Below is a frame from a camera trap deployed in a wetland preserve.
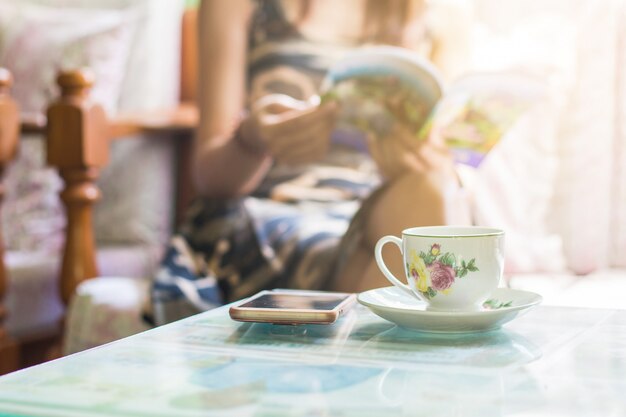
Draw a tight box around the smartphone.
[229,289,356,325]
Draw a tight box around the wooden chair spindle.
[47,69,109,305]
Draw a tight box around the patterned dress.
[151,0,384,325]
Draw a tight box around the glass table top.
[0,302,625,417]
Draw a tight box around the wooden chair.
[0,68,21,374]
[0,7,199,370]
[45,7,198,309]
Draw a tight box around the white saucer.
[357,287,542,333]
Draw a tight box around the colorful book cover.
[322,46,544,167]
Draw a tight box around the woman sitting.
[152,0,471,324]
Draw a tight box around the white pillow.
[116,0,184,111]
[13,0,185,111]
[0,3,136,114]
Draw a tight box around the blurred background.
[0,0,625,372]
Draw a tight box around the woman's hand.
[239,94,338,165]
[368,124,452,181]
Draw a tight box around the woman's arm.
[194,0,336,197]
[194,0,273,198]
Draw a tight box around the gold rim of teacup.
[402,225,504,238]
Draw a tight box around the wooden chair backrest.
[48,6,199,305]
[0,67,21,374]
[0,5,200,370]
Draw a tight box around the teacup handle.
[374,236,418,299]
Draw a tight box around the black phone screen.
[238,293,349,311]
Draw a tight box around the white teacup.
[375,226,504,311]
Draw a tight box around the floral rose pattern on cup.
[406,243,479,299]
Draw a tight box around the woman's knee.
[365,169,471,246]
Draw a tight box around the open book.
[321,46,545,168]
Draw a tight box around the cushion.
[15,0,185,112]
[94,137,176,247]
[1,135,64,253]
[3,251,63,339]
[2,135,177,252]
[96,243,165,279]
[13,0,185,247]
[115,0,184,111]
[88,0,183,246]
[0,2,136,252]
[0,2,136,115]
[0,0,183,251]
[63,277,150,355]
[4,244,163,339]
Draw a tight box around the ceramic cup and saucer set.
[358,226,542,333]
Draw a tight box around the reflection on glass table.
[0,303,624,417]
